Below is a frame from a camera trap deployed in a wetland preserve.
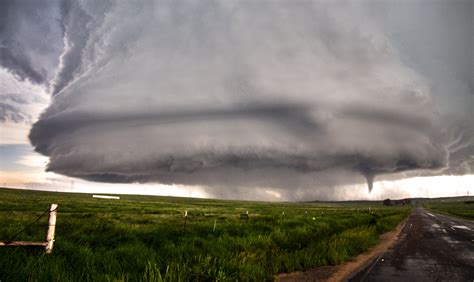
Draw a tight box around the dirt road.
[350,207,474,281]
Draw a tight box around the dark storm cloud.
[0,0,64,84]
[1,0,65,133]
[0,42,45,84]
[0,93,48,123]
[0,101,30,123]
[28,0,473,198]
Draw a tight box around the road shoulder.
[277,218,408,281]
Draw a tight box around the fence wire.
[6,206,57,243]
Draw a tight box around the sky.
[0,0,473,201]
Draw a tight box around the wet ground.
[350,207,474,281]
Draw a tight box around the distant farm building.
[383,198,411,206]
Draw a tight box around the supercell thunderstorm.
[5,0,470,198]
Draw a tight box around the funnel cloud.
[5,0,470,198]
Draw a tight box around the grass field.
[424,199,474,220]
[0,188,410,281]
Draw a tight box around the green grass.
[424,200,474,220]
[0,188,410,281]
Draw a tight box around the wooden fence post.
[45,204,58,254]
[183,210,188,231]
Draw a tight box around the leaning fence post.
[45,204,58,254]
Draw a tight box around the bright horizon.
[1,149,473,201]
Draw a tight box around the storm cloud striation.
[27,0,473,197]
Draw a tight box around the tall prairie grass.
[424,201,474,220]
[0,188,410,281]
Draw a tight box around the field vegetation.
[0,188,410,281]
[424,199,474,220]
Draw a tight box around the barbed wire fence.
[0,204,58,254]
